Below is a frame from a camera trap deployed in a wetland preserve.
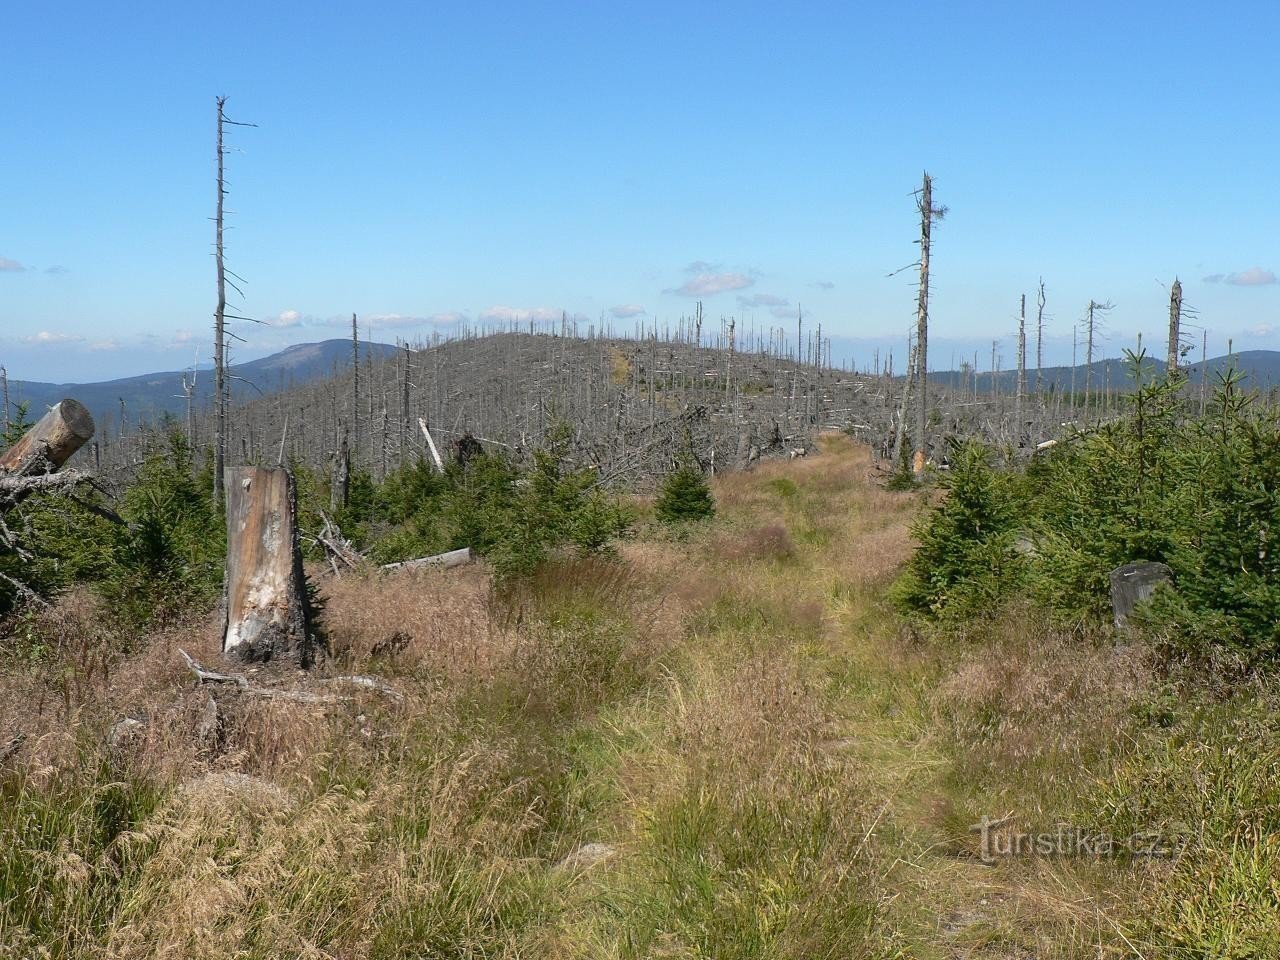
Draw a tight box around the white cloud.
[269,309,304,328]
[479,305,562,324]
[1246,323,1276,337]
[89,339,121,351]
[365,312,465,329]
[738,292,789,309]
[1228,267,1277,286]
[610,304,646,319]
[0,257,26,273]
[667,261,756,297]
[1204,267,1277,286]
[427,311,467,325]
[21,330,83,345]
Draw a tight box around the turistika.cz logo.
[970,815,1190,864]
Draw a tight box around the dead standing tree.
[223,466,313,666]
[1035,279,1046,395]
[212,96,256,503]
[1167,278,1183,376]
[1016,293,1027,441]
[912,171,946,479]
[1083,299,1113,413]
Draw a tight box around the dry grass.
[5,430,1260,958]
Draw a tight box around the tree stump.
[0,399,95,476]
[1109,561,1172,628]
[223,466,313,665]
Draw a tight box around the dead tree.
[213,96,229,503]
[351,313,360,467]
[1167,278,1183,376]
[211,97,255,503]
[1083,299,1113,413]
[1035,279,1046,395]
[330,433,350,511]
[913,171,946,479]
[1016,293,1027,438]
[223,466,313,665]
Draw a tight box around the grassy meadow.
[1,434,1275,958]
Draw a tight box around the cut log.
[1109,561,1172,628]
[380,547,473,572]
[223,467,314,665]
[0,399,95,477]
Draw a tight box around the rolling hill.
[5,340,399,427]
[930,349,1280,393]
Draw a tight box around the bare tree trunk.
[0,399,95,478]
[223,466,312,665]
[1016,293,1027,440]
[331,432,350,511]
[1167,278,1183,375]
[1035,279,1046,395]
[913,171,938,479]
[351,313,360,468]
[213,96,228,504]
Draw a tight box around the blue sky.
[3,0,1278,382]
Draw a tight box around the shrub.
[655,464,715,524]
[896,355,1280,654]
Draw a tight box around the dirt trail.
[686,433,1128,958]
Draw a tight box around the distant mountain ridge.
[930,350,1280,393]
[6,340,399,429]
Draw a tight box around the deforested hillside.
[222,331,893,487]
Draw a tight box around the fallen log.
[0,399,95,477]
[223,467,314,665]
[380,547,473,572]
[417,418,445,472]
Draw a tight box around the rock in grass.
[1109,561,1173,628]
[556,842,616,872]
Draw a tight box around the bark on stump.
[223,466,313,665]
[0,399,95,476]
[1109,561,1172,628]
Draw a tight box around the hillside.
[6,340,398,429]
[94,332,901,485]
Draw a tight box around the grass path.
[556,432,1134,958]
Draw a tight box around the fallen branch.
[178,650,402,705]
[324,675,405,702]
[381,547,472,572]
[0,469,93,503]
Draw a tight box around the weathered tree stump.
[1109,561,1172,628]
[0,399,95,477]
[223,466,313,665]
